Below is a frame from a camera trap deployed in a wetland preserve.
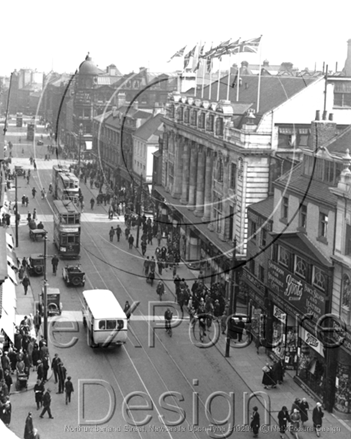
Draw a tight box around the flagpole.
[217,58,221,101]
[256,35,263,113]
[209,64,212,101]
[226,55,231,101]
[201,58,206,99]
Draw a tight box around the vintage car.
[27,254,44,276]
[36,139,44,146]
[40,287,62,316]
[14,165,25,176]
[29,228,47,241]
[62,264,85,287]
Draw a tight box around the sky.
[1,0,351,77]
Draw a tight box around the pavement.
[3,162,351,439]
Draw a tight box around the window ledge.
[280,217,288,225]
[296,226,307,234]
[316,236,328,245]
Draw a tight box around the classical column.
[207,151,216,231]
[187,142,198,210]
[180,140,190,204]
[171,134,183,199]
[202,149,213,223]
[194,146,205,217]
[219,158,230,241]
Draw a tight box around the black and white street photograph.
[0,1,351,439]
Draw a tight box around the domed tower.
[73,53,100,134]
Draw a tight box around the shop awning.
[0,278,17,343]
[6,233,14,251]
[0,230,8,280]
[6,265,18,285]
[7,248,18,270]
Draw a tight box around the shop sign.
[300,327,324,357]
[333,321,351,356]
[242,268,265,294]
[273,305,286,324]
[268,260,325,320]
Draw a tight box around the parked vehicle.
[40,287,62,316]
[27,254,44,276]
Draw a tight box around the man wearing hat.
[64,376,74,404]
[250,406,260,438]
[40,388,53,419]
[37,360,44,382]
[34,379,44,410]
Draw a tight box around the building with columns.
[153,73,342,288]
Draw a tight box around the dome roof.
[79,54,100,76]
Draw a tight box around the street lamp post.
[43,234,48,342]
[135,173,143,249]
[225,236,238,357]
[78,123,83,179]
[15,173,18,247]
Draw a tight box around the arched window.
[184,108,189,123]
[341,273,351,310]
[216,117,224,136]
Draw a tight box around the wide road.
[6,128,276,439]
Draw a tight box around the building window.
[334,92,351,108]
[346,224,351,255]
[176,106,183,122]
[281,196,289,221]
[199,113,205,129]
[250,221,257,242]
[216,117,224,136]
[278,246,290,268]
[250,259,255,275]
[184,108,189,123]
[230,163,236,190]
[190,110,197,126]
[206,114,214,132]
[217,159,224,182]
[319,212,328,240]
[259,265,265,282]
[341,274,351,310]
[261,228,267,247]
[213,192,222,234]
[312,266,327,291]
[294,255,307,279]
[299,205,307,229]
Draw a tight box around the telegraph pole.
[15,173,18,247]
[43,234,48,342]
[225,236,237,357]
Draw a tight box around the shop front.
[242,268,269,344]
[268,258,328,401]
[333,323,351,413]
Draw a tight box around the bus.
[52,200,81,258]
[82,290,128,348]
[56,172,79,203]
[27,122,35,140]
[16,112,23,127]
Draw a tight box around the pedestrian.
[236,316,245,342]
[4,369,12,395]
[156,280,165,301]
[290,408,301,439]
[32,208,37,220]
[40,388,54,419]
[275,359,284,384]
[51,255,59,275]
[278,406,291,439]
[144,256,150,276]
[34,311,41,336]
[22,195,26,206]
[312,402,324,437]
[156,230,162,246]
[128,234,134,249]
[116,225,121,242]
[32,187,36,198]
[141,240,147,256]
[42,355,49,382]
[24,412,35,439]
[64,376,74,404]
[51,354,59,384]
[57,361,67,394]
[125,226,130,240]
[90,198,95,210]
[109,226,115,242]
[34,379,44,410]
[250,406,260,438]
[25,196,29,207]
[33,160,37,171]
[36,360,44,382]
[262,363,275,389]
[22,275,30,295]
[291,398,302,414]
[81,200,84,212]
[37,221,44,230]
[157,259,163,275]
[300,397,309,427]
[148,268,155,286]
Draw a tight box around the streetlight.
[78,123,83,179]
[43,234,48,342]
[135,173,143,248]
[15,173,18,247]
[225,236,238,357]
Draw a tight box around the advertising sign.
[268,260,325,320]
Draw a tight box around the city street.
[3,127,264,439]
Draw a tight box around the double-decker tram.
[52,165,80,203]
[27,122,35,140]
[16,112,23,127]
[52,200,81,258]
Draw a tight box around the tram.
[52,165,79,203]
[52,200,81,258]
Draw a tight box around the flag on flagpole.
[167,45,187,62]
[193,43,205,72]
[231,36,261,54]
[184,45,196,69]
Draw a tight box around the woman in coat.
[277,406,291,438]
[290,408,301,439]
[299,397,309,426]
[312,403,324,437]
[262,363,275,389]
[250,406,260,438]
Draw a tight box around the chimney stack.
[117,92,126,108]
[309,110,337,150]
[112,106,118,118]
